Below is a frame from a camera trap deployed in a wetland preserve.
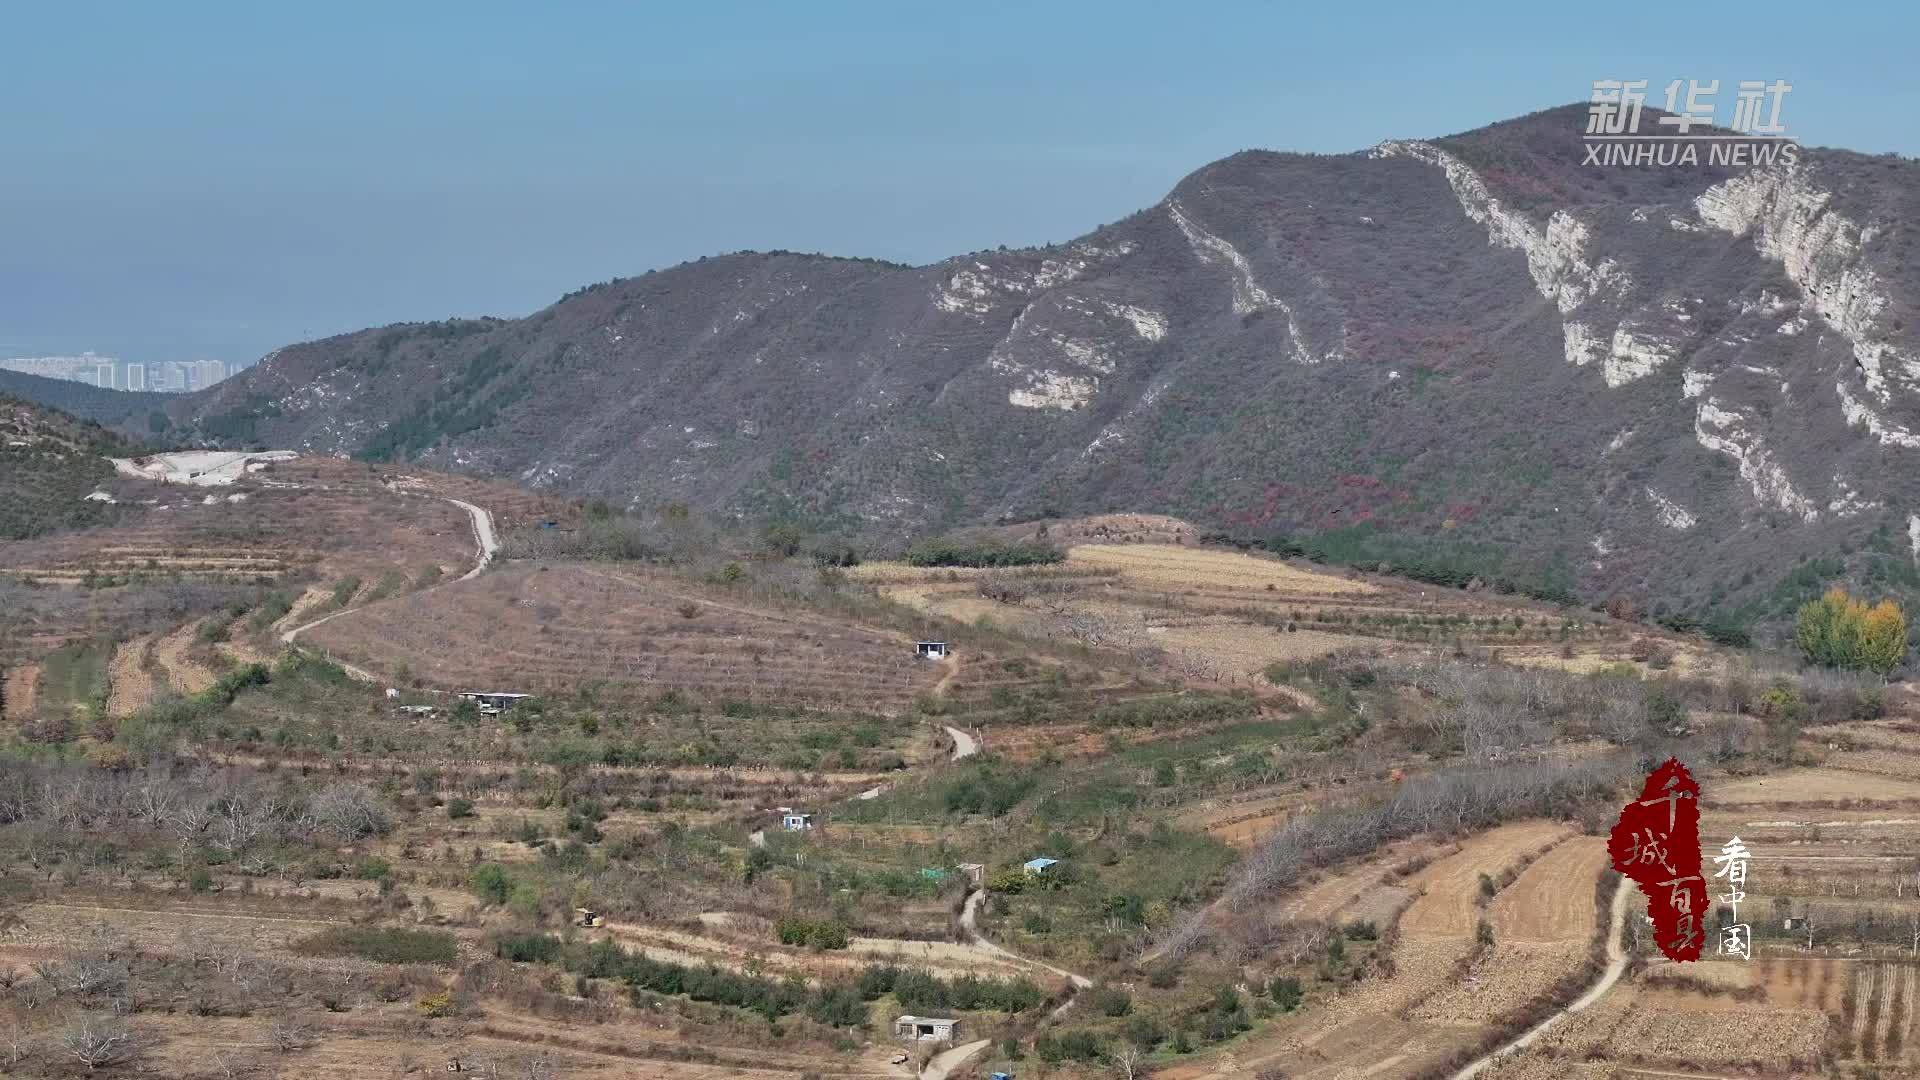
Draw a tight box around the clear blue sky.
[3,0,1914,366]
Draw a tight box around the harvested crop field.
[1277,839,1439,924]
[1490,836,1607,942]
[1065,543,1378,595]
[1143,619,1370,671]
[1398,820,1572,938]
[1532,981,1828,1072]
[1709,768,1920,806]
[1823,748,1920,782]
[153,620,217,695]
[302,562,943,710]
[1399,825,1591,1027]
[1168,822,1580,1080]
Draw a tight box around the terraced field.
[858,538,1651,691]
[302,562,946,709]
[1161,821,1583,1080]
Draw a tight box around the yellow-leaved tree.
[1859,598,1908,676]
[1795,587,1907,675]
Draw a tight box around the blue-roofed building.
[1022,857,1059,876]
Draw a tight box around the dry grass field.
[1064,543,1378,595]
[856,534,1654,698]
[1709,767,1920,806]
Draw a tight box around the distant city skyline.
[0,352,233,394]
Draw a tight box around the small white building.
[458,691,532,715]
[893,1015,958,1043]
[915,641,950,660]
[778,807,815,831]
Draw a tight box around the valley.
[1,430,1916,1078]
[2,75,1919,1079]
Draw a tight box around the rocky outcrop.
[1696,167,1920,442]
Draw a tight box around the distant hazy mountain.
[171,104,1920,635]
[0,369,174,430]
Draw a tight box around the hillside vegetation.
[0,395,142,540]
[167,105,1920,641]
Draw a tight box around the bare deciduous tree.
[1108,1044,1150,1079]
[268,1017,316,1052]
[302,783,389,844]
[59,1013,152,1070]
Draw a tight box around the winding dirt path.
[932,654,961,697]
[446,496,500,581]
[280,496,498,684]
[959,888,1091,1005]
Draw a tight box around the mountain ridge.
[135,103,1920,637]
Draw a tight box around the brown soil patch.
[105,634,156,717]
[1710,768,1920,806]
[303,562,942,710]
[0,662,39,720]
[1066,543,1377,595]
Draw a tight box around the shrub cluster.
[904,537,1065,568]
[491,934,1042,1023]
[861,964,1045,1013]
[775,916,851,950]
[295,927,457,966]
[1090,693,1258,730]
[943,767,1035,817]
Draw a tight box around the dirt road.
[945,725,980,760]
[1452,875,1632,1078]
[446,496,499,581]
[921,1039,990,1080]
[280,495,498,682]
[959,889,1091,993]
